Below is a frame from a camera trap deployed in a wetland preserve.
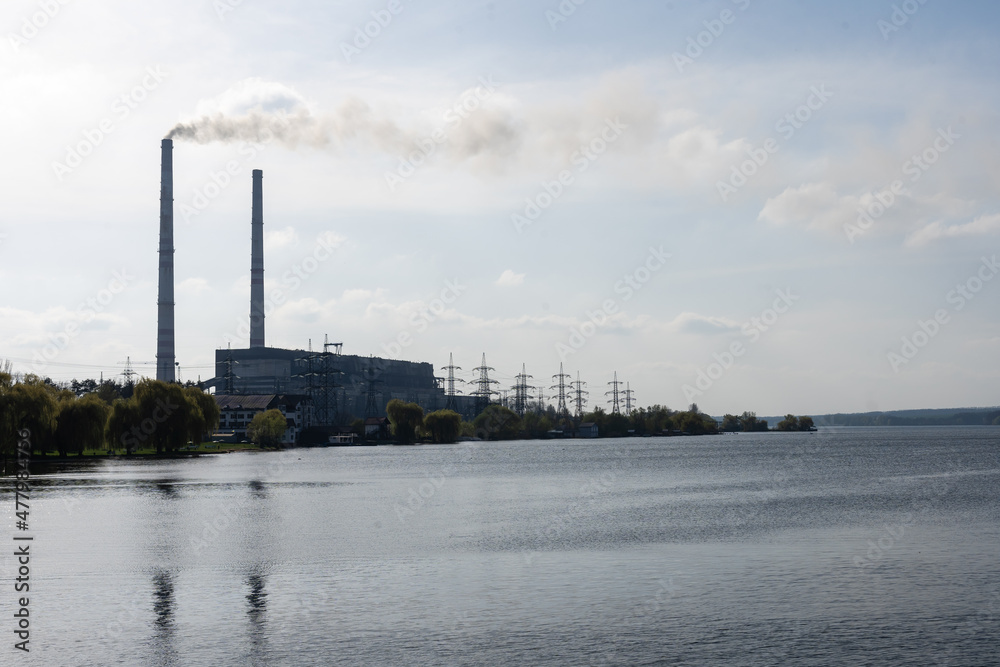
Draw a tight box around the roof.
[214,394,276,410]
[579,422,597,428]
[364,417,389,425]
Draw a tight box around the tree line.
[1,370,220,460]
[376,399,816,442]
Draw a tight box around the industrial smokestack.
[156,139,176,382]
[249,169,265,348]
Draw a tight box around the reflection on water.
[151,570,178,667]
[154,479,180,499]
[248,479,268,499]
[8,427,1000,666]
[246,572,268,665]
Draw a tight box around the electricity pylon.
[606,371,623,415]
[471,353,499,414]
[570,371,588,418]
[441,352,464,411]
[551,362,571,415]
[623,382,635,415]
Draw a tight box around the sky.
[1,0,999,416]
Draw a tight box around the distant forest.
[805,408,1000,427]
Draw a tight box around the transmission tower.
[623,382,635,415]
[363,356,384,421]
[512,363,535,416]
[606,371,623,415]
[120,356,138,388]
[535,386,548,413]
[570,371,588,418]
[471,353,499,414]
[296,335,343,427]
[441,352,464,411]
[551,363,571,415]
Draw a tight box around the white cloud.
[265,226,299,250]
[178,277,210,295]
[193,78,309,118]
[666,312,741,336]
[905,213,1000,247]
[758,182,858,231]
[495,269,525,287]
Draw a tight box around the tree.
[96,380,123,405]
[776,414,800,431]
[423,410,462,443]
[247,409,288,448]
[472,405,521,441]
[777,415,815,432]
[739,411,768,432]
[129,380,194,453]
[721,414,741,432]
[107,398,142,454]
[604,412,630,438]
[673,410,718,435]
[2,378,59,456]
[386,399,425,444]
[55,393,110,455]
[183,387,220,445]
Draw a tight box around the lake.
[3,426,998,665]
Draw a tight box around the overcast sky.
[2,0,999,416]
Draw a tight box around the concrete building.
[212,347,479,423]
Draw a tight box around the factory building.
[212,346,477,423]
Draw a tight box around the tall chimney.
[156,139,176,382]
[249,169,265,348]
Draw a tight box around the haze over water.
[4,427,998,665]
